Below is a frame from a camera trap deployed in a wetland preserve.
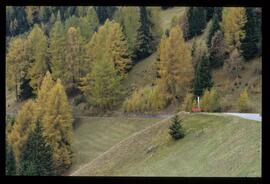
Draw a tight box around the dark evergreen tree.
[254,8,261,56]
[161,6,173,10]
[19,76,35,101]
[207,14,220,47]
[6,143,17,176]
[193,53,213,97]
[6,6,29,36]
[94,6,117,24]
[205,7,215,22]
[213,7,223,21]
[241,8,259,61]
[18,120,54,176]
[187,7,207,40]
[169,115,185,140]
[136,7,153,60]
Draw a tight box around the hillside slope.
[122,7,261,113]
[65,116,163,175]
[72,113,261,176]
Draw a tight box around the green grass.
[65,116,163,175]
[123,52,157,92]
[72,113,261,176]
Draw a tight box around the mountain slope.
[72,113,261,176]
[65,116,163,175]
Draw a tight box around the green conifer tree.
[241,8,259,60]
[193,53,213,97]
[169,115,185,140]
[18,76,34,101]
[187,7,207,40]
[136,7,153,59]
[207,14,220,47]
[18,120,54,176]
[6,143,17,176]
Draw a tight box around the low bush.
[238,89,251,112]
[73,94,87,106]
[201,88,220,112]
[123,84,169,113]
[181,93,194,112]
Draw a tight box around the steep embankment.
[72,113,261,176]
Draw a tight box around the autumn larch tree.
[36,71,55,118]
[79,7,99,42]
[26,6,40,26]
[8,100,38,164]
[6,37,28,102]
[80,55,123,111]
[221,7,247,53]
[64,26,83,94]
[158,25,194,103]
[85,19,131,78]
[221,8,247,78]
[48,12,66,82]
[42,79,73,174]
[238,88,251,112]
[114,7,141,60]
[25,24,49,94]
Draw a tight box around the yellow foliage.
[201,89,210,112]
[123,82,168,112]
[36,71,55,117]
[158,25,194,100]
[86,20,131,78]
[8,73,74,174]
[181,93,194,112]
[238,88,250,112]
[42,79,74,173]
[201,88,220,112]
[6,37,27,99]
[221,7,247,52]
[8,100,38,163]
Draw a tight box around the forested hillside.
[6,6,261,176]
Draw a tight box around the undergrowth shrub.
[238,88,251,112]
[123,84,168,112]
[181,92,194,112]
[73,94,87,106]
[201,88,220,112]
